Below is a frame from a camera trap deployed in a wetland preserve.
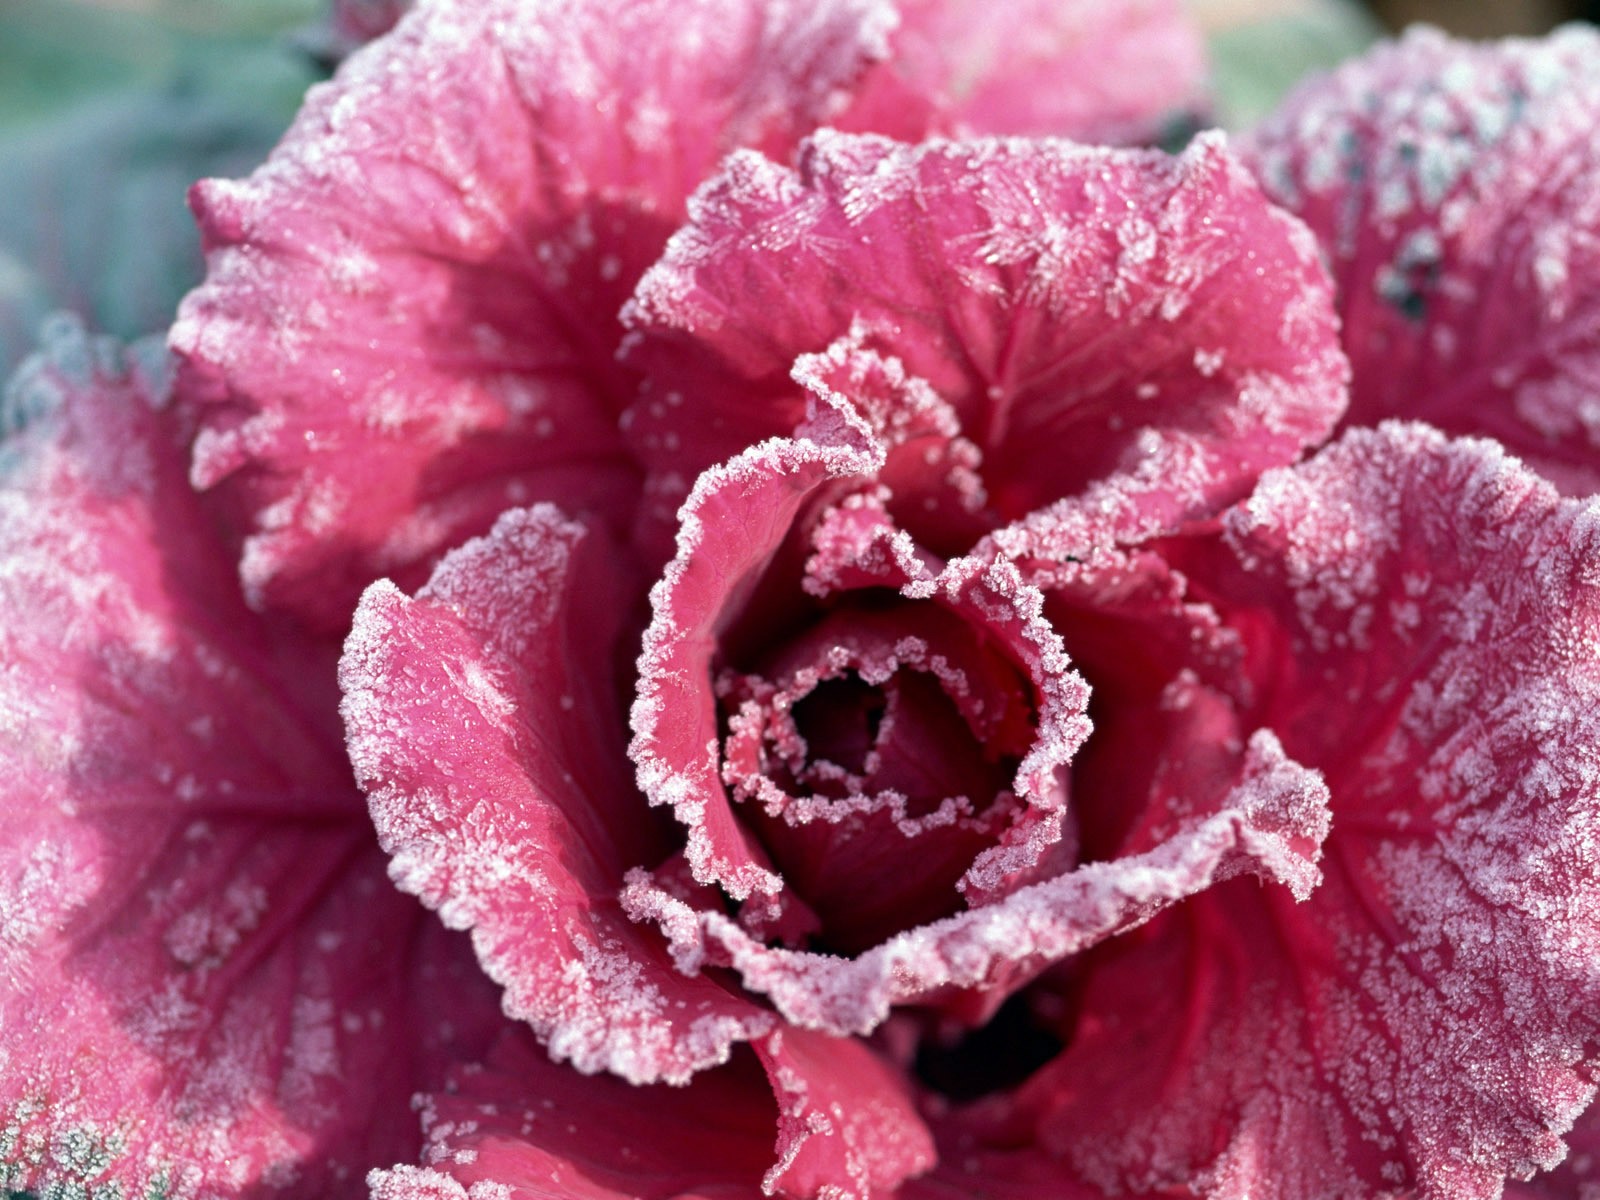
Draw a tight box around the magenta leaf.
[0,320,506,1200]
[367,1030,780,1200]
[1507,1105,1600,1198]
[758,1026,935,1199]
[629,433,887,906]
[622,441,1329,1035]
[622,131,1347,556]
[1244,25,1600,494]
[369,1024,934,1200]
[341,505,774,1085]
[836,0,1207,143]
[169,0,898,630]
[1016,424,1600,1197]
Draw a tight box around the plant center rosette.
[338,132,1371,1196]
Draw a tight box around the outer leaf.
[169,0,898,630]
[308,0,1208,143]
[622,131,1346,557]
[0,320,505,1200]
[341,505,775,1086]
[368,1026,934,1200]
[1244,25,1600,494]
[1022,425,1600,1198]
[835,0,1207,143]
[367,1030,776,1200]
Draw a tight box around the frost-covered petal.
[341,505,774,1085]
[627,449,1329,1036]
[315,0,1204,147]
[623,131,1346,552]
[718,596,1041,954]
[758,1027,934,1199]
[983,516,1252,863]
[1245,26,1600,494]
[371,1025,933,1200]
[799,505,1094,903]
[0,322,504,1200]
[171,0,898,629]
[1507,1104,1600,1197]
[630,434,885,902]
[1028,425,1600,1197]
[836,0,1207,144]
[627,728,1328,1038]
[368,1030,776,1200]
[791,329,992,554]
[631,444,1098,956]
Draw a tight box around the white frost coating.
[759,1040,934,1200]
[798,491,1092,853]
[1252,25,1593,237]
[627,729,1328,1036]
[625,128,1344,554]
[721,638,1003,836]
[792,324,990,521]
[1176,422,1600,1196]
[170,0,902,623]
[0,841,98,964]
[0,324,448,1200]
[342,504,775,1087]
[369,1163,513,1200]
[629,434,884,901]
[625,147,820,337]
[1243,25,1600,497]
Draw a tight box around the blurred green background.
[0,0,323,372]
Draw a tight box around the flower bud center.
[790,673,887,782]
[718,611,1036,956]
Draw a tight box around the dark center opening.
[790,673,886,777]
[912,990,1067,1102]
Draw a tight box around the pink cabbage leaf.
[1244,25,1600,494]
[0,320,508,1200]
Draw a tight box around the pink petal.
[719,602,1036,954]
[982,517,1253,863]
[1028,424,1600,1196]
[628,435,1099,965]
[318,0,1207,147]
[1244,26,1600,494]
[371,1025,934,1200]
[0,321,505,1200]
[626,728,1328,1038]
[795,498,1093,902]
[341,504,775,1085]
[623,131,1347,553]
[791,329,992,555]
[368,1030,777,1200]
[758,1026,934,1199]
[837,0,1208,144]
[625,427,1328,1035]
[170,0,898,629]
[629,435,885,904]
[1507,1104,1600,1197]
